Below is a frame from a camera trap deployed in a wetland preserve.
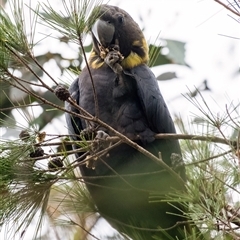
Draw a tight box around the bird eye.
[118,15,124,24]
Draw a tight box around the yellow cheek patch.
[121,39,149,69]
[89,51,105,69]
[90,59,105,69]
[121,51,147,69]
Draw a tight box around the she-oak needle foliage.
[0,0,240,240]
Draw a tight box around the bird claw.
[104,50,124,74]
[85,130,111,169]
[92,130,110,152]
[80,128,109,149]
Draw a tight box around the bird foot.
[80,128,110,150]
[92,130,110,152]
[85,130,111,169]
[104,49,124,74]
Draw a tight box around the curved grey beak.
[91,19,115,47]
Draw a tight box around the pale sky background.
[1,0,240,239]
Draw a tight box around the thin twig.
[185,149,232,166]
[200,166,240,194]
[77,32,99,119]
[155,133,233,145]
[31,54,59,86]
[214,0,240,17]
[3,75,43,87]
[4,43,54,93]
[0,103,44,111]
[225,104,240,128]
[69,219,101,240]
[4,73,94,123]
[37,133,236,147]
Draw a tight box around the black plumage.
[65,4,191,239]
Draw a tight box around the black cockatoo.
[65,4,198,239]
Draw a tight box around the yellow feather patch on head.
[121,39,149,69]
[89,51,105,69]
[121,51,148,69]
